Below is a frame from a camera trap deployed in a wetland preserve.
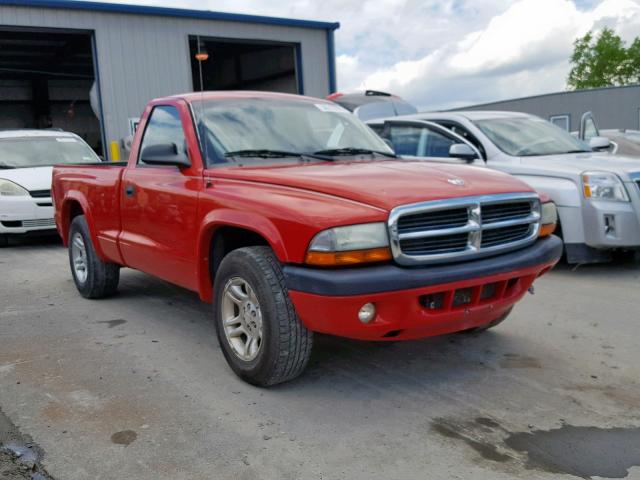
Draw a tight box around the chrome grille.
[397,207,468,233]
[389,193,541,265]
[481,223,531,248]
[21,218,56,228]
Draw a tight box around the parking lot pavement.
[1,240,639,480]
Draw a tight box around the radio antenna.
[195,36,209,166]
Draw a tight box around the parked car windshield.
[192,98,394,165]
[0,136,99,168]
[474,117,591,156]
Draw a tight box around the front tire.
[68,215,120,299]
[214,246,313,386]
[0,235,7,248]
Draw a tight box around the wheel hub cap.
[71,232,88,284]
[221,277,263,362]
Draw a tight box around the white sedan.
[0,130,100,247]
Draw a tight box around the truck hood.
[0,166,53,192]
[517,152,640,180]
[211,160,534,210]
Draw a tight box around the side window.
[583,117,598,140]
[422,128,457,157]
[388,125,456,157]
[138,105,187,165]
[388,125,421,156]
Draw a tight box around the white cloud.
[353,0,640,109]
[91,0,640,109]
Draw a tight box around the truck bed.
[52,162,126,264]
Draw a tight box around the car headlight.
[582,171,629,202]
[305,222,391,266]
[0,179,29,196]
[539,202,557,237]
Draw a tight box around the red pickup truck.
[53,91,562,386]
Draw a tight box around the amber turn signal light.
[305,247,392,266]
[539,223,556,237]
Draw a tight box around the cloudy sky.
[101,0,640,109]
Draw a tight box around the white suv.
[0,130,100,246]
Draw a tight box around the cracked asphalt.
[1,238,639,479]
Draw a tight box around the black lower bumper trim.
[283,235,563,296]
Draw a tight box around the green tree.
[567,27,640,89]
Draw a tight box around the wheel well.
[69,201,83,221]
[209,226,269,281]
[64,200,84,242]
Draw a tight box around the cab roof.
[161,90,332,105]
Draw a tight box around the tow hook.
[528,285,535,295]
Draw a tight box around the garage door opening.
[0,27,103,155]
[189,36,301,94]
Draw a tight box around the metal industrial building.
[0,0,339,159]
[456,84,640,133]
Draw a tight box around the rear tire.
[68,215,120,299]
[214,246,313,387]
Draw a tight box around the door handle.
[125,184,136,197]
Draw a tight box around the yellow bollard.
[109,141,121,162]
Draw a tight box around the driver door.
[119,102,204,290]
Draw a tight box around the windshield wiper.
[224,149,331,161]
[312,147,397,158]
[0,165,15,169]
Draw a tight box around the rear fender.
[59,193,107,260]
[196,209,288,302]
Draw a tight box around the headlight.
[0,179,29,196]
[582,171,629,202]
[539,202,557,237]
[306,222,391,266]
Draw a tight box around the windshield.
[0,136,100,168]
[192,98,394,166]
[474,117,591,156]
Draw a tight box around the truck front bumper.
[284,235,562,341]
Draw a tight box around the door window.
[388,125,457,157]
[433,121,487,159]
[138,105,187,165]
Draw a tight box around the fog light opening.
[358,303,376,324]
[604,214,616,236]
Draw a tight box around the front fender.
[513,174,585,243]
[513,174,581,208]
[196,209,288,302]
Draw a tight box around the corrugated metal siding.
[458,85,640,132]
[0,4,331,148]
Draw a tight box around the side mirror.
[140,143,190,167]
[589,136,611,152]
[449,143,478,161]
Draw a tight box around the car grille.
[1,218,56,229]
[388,193,541,265]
